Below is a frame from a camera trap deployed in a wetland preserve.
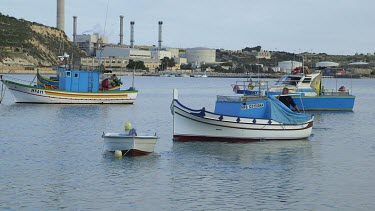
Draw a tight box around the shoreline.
[0,69,369,79]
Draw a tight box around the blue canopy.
[268,96,313,124]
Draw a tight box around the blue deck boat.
[231,71,355,111]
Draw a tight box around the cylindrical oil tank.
[186,47,216,64]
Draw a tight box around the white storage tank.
[315,61,339,68]
[186,47,216,64]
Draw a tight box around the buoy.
[124,122,132,132]
[114,150,122,158]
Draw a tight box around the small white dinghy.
[102,128,159,156]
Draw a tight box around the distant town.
[1,0,375,78]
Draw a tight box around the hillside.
[216,48,375,75]
[0,13,87,69]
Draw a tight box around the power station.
[55,0,216,73]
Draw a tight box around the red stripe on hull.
[121,149,151,156]
[173,135,306,142]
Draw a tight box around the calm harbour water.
[1,75,375,210]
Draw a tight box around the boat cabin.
[274,73,316,88]
[58,69,100,92]
[215,96,270,119]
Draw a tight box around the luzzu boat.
[171,89,314,142]
[0,68,137,104]
[231,71,355,111]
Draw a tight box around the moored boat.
[36,69,121,91]
[231,71,355,111]
[0,69,137,104]
[171,89,314,142]
[102,130,159,156]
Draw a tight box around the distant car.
[104,70,112,73]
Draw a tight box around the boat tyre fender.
[233,85,240,91]
[248,83,255,90]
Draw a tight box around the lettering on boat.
[31,89,45,94]
[241,103,264,110]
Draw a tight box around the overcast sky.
[2,0,375,55]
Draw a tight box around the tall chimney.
[119,15,124,45]
[158,21,163,50]
[57,0,65,31]
[73,16,77,43]
[130,21,135,48]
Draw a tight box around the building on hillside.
[255,51,271,59]
[75,33,108,56]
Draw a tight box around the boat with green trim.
[0,68,137,104]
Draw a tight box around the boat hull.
[292,95,355,111]
[172,100,313,142]
[102,133,158,155]
[2,79,137,104]
[236,90,355,111]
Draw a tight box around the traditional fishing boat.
[102,130,159,156]
[231,71,355,111]
[171,89,314,142]
[0,69,137,104]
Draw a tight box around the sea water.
[1,75,375,210]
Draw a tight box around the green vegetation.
[159,57,175,71]
[126,59,147,70]
[0,13,87,66]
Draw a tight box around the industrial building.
[186,47,216,65]
[75,34,108,56]
[96,46,151,60]
[150,50,172,60]
[80,57,161,73]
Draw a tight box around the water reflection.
[166,140,319,209]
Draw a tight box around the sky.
[2,0,375,55]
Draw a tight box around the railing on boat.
[217,95,267,103]
[231,80,270,96]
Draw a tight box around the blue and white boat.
[171,89,314,142]
[231,71,355,111]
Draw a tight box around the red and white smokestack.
[130,21,135,48]
[120,15,124,45]
[158,21,163,50]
